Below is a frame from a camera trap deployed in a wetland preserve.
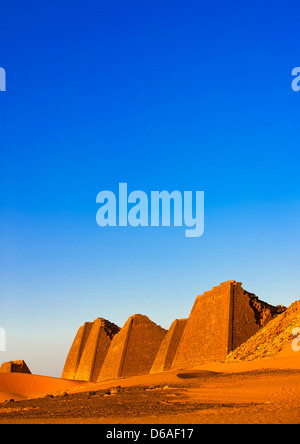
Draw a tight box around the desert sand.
[0,340,299,424]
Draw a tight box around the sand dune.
[0,373,86,403]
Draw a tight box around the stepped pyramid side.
[172,281,285,370]
[62,319,120,381]
[62,322,92,380]
[97,317,133,381]
[98,314,167,381]
[150,319,187,374]
[75,318,120,382]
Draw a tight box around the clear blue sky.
[0,0,299,377]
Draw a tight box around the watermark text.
[0,328,6,352]
[96,183,204,238]
[292,327,300,352]
[292,67,300,92]
[0,68,6,92]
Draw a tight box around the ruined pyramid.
[150,319,187,373]
[0,360,31,374]
[62,318,120,382]
[98,314,166,381]
[171,281,285,369]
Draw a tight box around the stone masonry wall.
[62,319,119,381]
[172,281,233,369]
[232,283,261,350]
[150,319,187,373]
[171,281,285,370]
[172,281,232,369]
[74,319,120,382]
[62,322,92,380]
[97,317,133,382]
[121,315,167,378]
[232,282,285,350]
[98,315,166,381]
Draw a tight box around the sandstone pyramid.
[226,300,300,362]
[172,281,285,369]
[0,360,31,374]
[150,319,187,373]
[98,314,166,381]
[62,318,120,382]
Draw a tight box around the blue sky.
[0,0,300,377]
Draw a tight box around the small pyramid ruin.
[62,318,120,382]
[98,314,166,381]
[150,319,187,373]
[0,360,31,374]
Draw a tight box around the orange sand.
[0,340,299,424]
[0,373,87,403]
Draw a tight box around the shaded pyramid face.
[62,318,120,382]
[98,314,167,382]
[171,281,285,370]
[150,319,187,374]
[226,300,300,362]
